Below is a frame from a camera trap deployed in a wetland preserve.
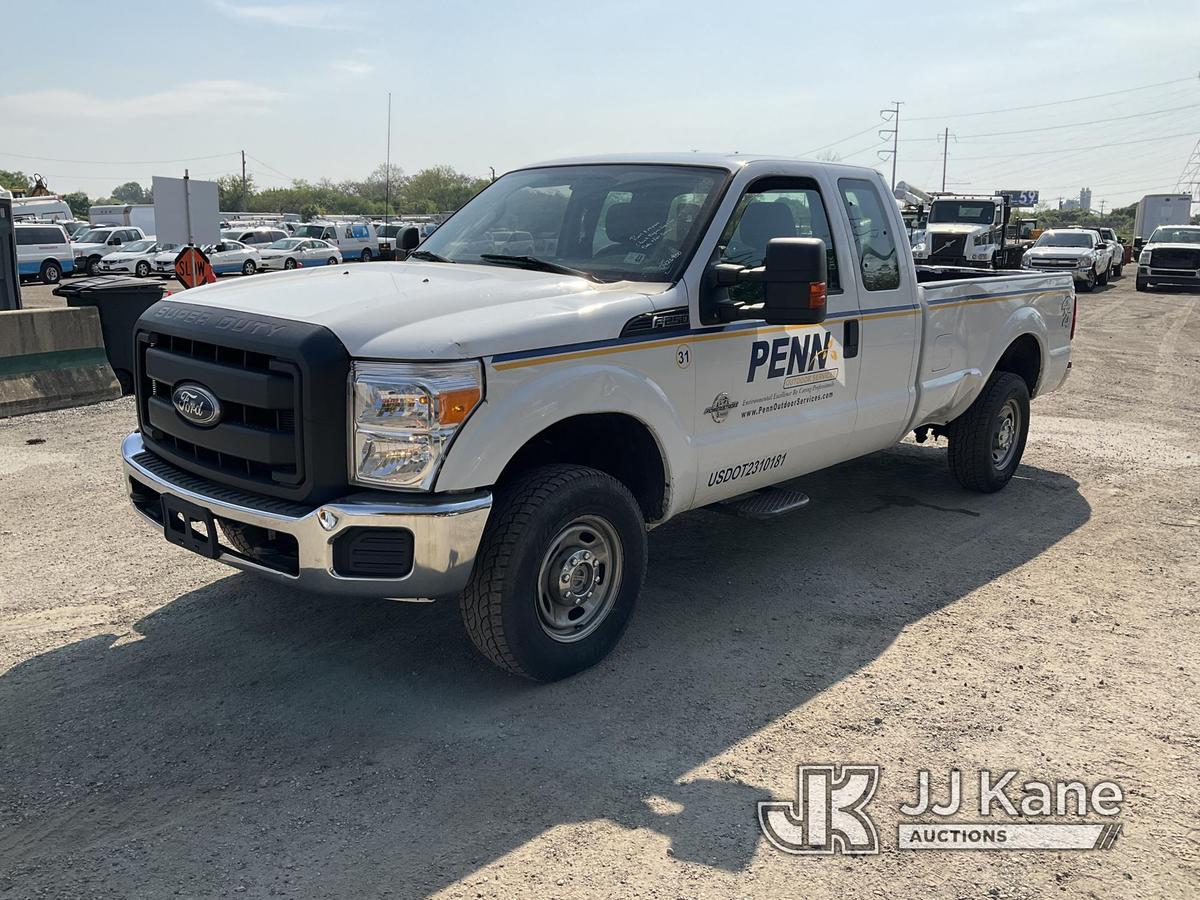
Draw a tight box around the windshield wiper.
[409,249,453,262]
[478,253,606,283]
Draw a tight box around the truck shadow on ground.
[0,443,1090,896]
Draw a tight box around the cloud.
[209,0,352,29]
[0,81,288,120]
[330,59,374,78]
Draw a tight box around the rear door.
[834,176,921,454]
[691,173,864,505]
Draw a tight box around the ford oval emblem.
[172,383,222,427]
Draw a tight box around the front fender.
[434,361,697,518]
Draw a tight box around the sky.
[2,0,1198,211]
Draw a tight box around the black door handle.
[844,319,860,359]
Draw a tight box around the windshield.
[123,239,157,253]
[295,224,326,238]
[268,238,304,250]
[418,164,727,283]
[1034,232,1094,248]
[928,201,997,225]
[1148,226,1200,244]
[76,229,113,243]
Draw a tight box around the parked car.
[99,238,179,277]
[120,153,1075,680]
[221,226,289,247]
[1135,224,1200,292]
[257,238,343,271]
[1066,225,1125,278]
[71,226,147,276]
[1021,228,1112,291]
[14,222,74,284]
[152,240,261,278]
[292,220,379,261]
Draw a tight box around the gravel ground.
[1,275,1197,899]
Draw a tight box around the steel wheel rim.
[992,398,1021,469]
[535,514,623,643]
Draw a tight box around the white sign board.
[152,175,220,246]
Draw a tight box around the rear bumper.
[121,432,492,600]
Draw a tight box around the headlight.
[351,361,483,489]
[1021,253,1031,268]
[912,241,927,256]
[1138,250,1151,263]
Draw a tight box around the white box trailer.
[89,204,156,234]
[1133,194,1191,252]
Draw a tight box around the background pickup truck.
[121,154,1074,680]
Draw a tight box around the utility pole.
[878,101,903,192]
[941,127,949,192]
[240,150,247,212]
[384,92,392,224]
[1099,199,1106,220]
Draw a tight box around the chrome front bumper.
[121,432,492,600]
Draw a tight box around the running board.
[716,486,811,519]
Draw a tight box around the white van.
[293,221,379,261]
[15,222,74,284]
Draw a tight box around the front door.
[692,176,863,506]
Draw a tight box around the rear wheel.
[242,259,257,276]
[460,464,647,681]
[135,260,150,277]
[39,260,62,284]
[327,257,338,266]
[946,372,1030,493]
[360,248,373,262]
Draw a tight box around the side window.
[716,178,841,307]
[837,178,901,291]
[15,229,36,246]
[351,224,368,239]
[344,226,355,239]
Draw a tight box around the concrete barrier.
[0,307,122,417]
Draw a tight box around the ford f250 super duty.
[121,155,1074,680]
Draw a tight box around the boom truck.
[912,191,1037,270]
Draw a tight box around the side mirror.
[761,238,828,325]
[399,228,421,252]
[110,237,122,245]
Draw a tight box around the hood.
[105,251,144,262]
[925,223,987,236]
[1143,241,1200,253]
[72,242,106,253]
[258,248,304,257]
[1026,245,1092,259]
[164,260,661,359]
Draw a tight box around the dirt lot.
[1,275,1197,899]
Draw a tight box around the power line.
[903,129,1200,163]
[801,123,884,157]
[953,102,1200,140]
[0,150,239,165]
[245,154,297,182]
[906,73,1198,121]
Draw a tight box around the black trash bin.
[53,276,166,394]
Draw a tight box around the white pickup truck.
[120,154,1074,680]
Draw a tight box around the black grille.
[134,300,352,504]
[928,234,967,261]
[1150,248,1200,269]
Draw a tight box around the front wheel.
[460,464,647,681]
[86,256,102,276]
[283,257,297,270]
[946,372,1031,493]
[1079,267,1096,292]
[135,261,150,278]
[1136,277,1150,292]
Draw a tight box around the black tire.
[460,464,647,681]
[1098,265,1108,286]
[86,256,102,276]
[135,260,150,278]
[946,372,1030,493]
[1078,267,1096,292]
[39,260,62,285]
[242,259,257,276]
[1136,277,1150,292]
[284,257,297,270]
[360,248,373,262]
[327,257,338,266]
[1112,260,1122,278]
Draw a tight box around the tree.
[112,181,150,204]
[0,169,31,193]
[216,173,255,211]
[816,150,842,163]
[64,192,91,217]
[400,166,489,214]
